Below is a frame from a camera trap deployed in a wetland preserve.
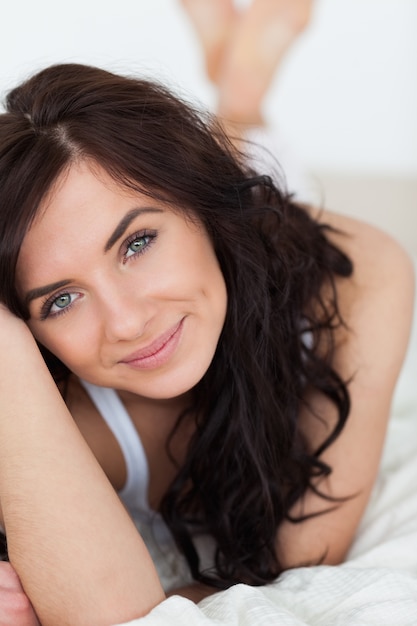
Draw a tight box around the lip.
[119,318,185,370]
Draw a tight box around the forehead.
[15,160,201,292]
[16,162,151,283]
[32,161,142,228]
[25,159,175,252]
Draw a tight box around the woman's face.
[16,161,227,400]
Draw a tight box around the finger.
[0,588,40,626]
[0,562,22,591]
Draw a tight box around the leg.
[180,0,236,83]
[181,0,314,128]
[181,1,316,203]
[217,0,314,126]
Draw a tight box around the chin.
[124,361,210,401]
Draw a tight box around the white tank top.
[80,380,150,515]
[80,380,197,590]
[79,380,176,544]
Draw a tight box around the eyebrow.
[24,279,73,307]
[24,206,163,306]
[104,207,163,252]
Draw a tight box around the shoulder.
[312,208,415,386]
[308,208,415,448]
[310,207,414,292]
[308,205,414,276]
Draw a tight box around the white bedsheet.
[119,263,417,626]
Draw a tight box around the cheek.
[179,236,224,292]
[28,319,98,368]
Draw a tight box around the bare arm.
[170,213,415,600]
[0,307,165,626]
[276,211,415,567]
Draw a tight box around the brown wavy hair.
[0,64,352,584]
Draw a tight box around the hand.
[0,562,40,626]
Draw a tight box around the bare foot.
[181,0,314,137]
[217,0,313,126]
[180,0,237,83]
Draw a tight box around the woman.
[0,59,413,625]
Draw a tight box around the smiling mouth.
[119,318,185,370]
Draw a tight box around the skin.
[17,160,228,508]
[0,159,230,624]
[0,563,39,626]
[18,161,227,402]
[0,306,165,626]
[179,0,415,574]
[0,0,414,620]
[181,0,314,126]
[0,162,414,625]
[277,207,415,567]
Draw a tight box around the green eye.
[128,237,147,254]
[54,293,72,309]
[124,232,156,260]
[40,290,80,320]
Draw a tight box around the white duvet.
[120,263,417,626]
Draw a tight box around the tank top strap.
[79,379,150,515]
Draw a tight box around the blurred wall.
[1,0,416,250]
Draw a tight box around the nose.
[99,280,151,344]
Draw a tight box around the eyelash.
[39,229,158,320]
[39,292,79,321]
[123,229,157,263]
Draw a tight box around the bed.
[118,258,417,626]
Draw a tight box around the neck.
[116,389,193,423]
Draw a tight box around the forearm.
[0,311,164,625]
